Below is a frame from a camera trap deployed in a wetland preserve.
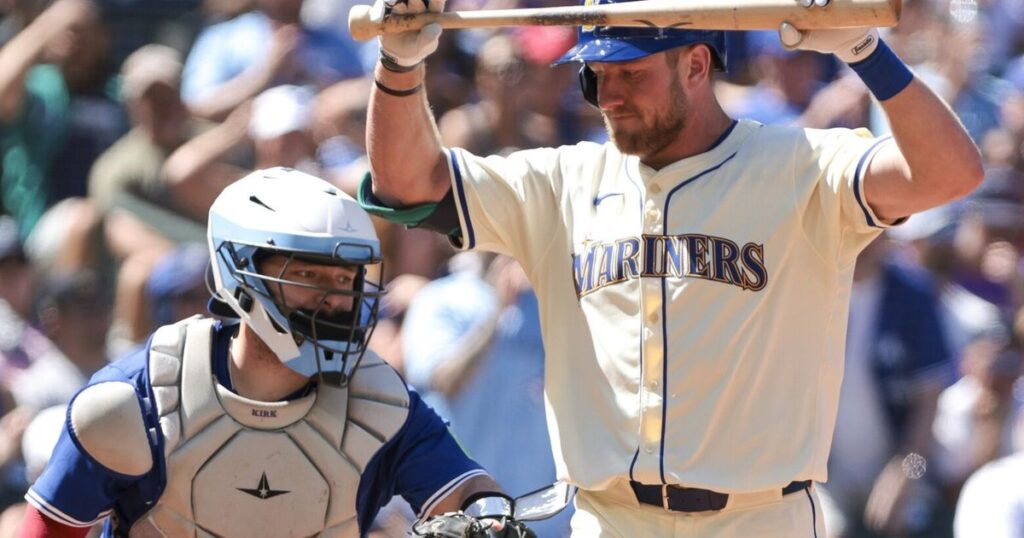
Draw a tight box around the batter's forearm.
[367,63,451,206]
[871,79,983,214]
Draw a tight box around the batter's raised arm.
[779,5,984,222]
[366,0,452,207]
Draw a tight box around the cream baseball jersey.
[442,119,896,492]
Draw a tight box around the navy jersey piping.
[448,149,476,249]
[708,120,738,152]
[804,488,819,538]
[657,151,738,483]
[624,159,644,483]
[852,136,892,228]
[623,123,736,483]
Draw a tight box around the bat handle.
[350,5,446,41]
[348,4,380,41]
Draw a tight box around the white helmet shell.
[208,167,382,373]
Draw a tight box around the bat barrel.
[348,0,901,42]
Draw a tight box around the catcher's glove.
[411,513,537,538]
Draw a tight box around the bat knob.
[348,4,379,42]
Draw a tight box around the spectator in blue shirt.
[180,0,365,121]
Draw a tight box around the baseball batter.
[360,0,984,534]
[20,169,534,538]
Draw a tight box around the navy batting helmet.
[554,0,727,106]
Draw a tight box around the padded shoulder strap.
[69,381,153,476]
[349,353,410,409]
[341,352,411,471]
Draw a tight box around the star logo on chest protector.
[238,472,290,500]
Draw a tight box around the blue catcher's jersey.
[27,319,485,537]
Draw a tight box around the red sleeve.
[17,505,89,538]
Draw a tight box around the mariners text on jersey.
[572,233,767,297]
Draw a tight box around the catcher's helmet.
[208,167,384,384]
[554,0,727,107]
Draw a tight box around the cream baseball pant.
[570,479,826,537]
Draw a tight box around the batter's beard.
[605,81,688,158]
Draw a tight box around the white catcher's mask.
[207,167,384,384]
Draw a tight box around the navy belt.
[630,480,811,513]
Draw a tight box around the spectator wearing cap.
[248,84,318,171]
[88,44,208,260]
[180,0,364,121]
[162,84,321,222]
[86,47,207,358]
[88,49,217,342]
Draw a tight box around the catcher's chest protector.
[130,319,410,538]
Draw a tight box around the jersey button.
[648,312,659,323]
[649,184,662,194]
[645,445,655,454]
[648,380,659,391]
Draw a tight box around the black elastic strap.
[374,79,423,97]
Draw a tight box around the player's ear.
[680,44,713,87]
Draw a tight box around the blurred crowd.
[0,0,1021,534]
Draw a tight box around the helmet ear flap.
[579,65,598,108]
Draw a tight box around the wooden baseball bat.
[348,0,900,42]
